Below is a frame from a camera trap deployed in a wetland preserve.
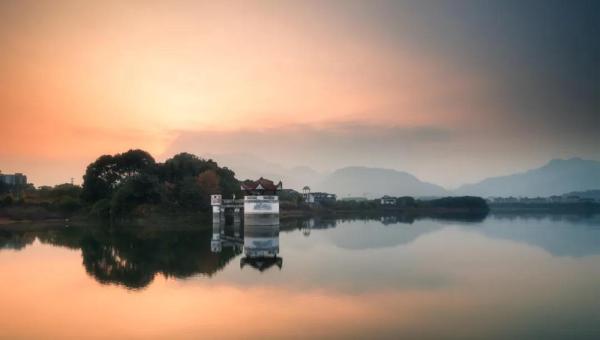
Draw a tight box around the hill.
[455,158,600,197]
[317,166,448,199]
[562,189,600,201]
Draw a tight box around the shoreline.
[3,203,598,231]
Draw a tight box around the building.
[0,173,27,186]
[240,177,282,196]
[241,178,282,222]
[302,186,336,204]
[310,192,336,203]
[380,195,396,205]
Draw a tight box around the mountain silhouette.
[454,158,600,197]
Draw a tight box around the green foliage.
[425,196,489,211]
[90,199,111,219]
[55,196,82,214]
[176,177,205,209]
[79,150,240,219]
[82,149,156,203]
[332,199,378,211]
[279,190,302,205]
[397,196,417,207]
[109,174,161,218]
[159,153,240,199]
[1,195,13,207]
[38,183,82,201]
[160,152,210,182]
[156,153,239,211]
[215,167,240,198]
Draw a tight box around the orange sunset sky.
[1,1,598,187]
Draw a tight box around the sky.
[1,0,598,188]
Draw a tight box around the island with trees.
[1,149,491,227]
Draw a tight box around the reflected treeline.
[4,210,594,289]
[490,212,600,226]
[0,225,241,289]
[280,211,490,235]
[0,229,36,250]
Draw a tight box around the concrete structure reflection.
[211,215,282,272]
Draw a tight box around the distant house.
[238,178,283,218]
[0,173,27,186]
[309,192,337,204]
[380,195,396,205]
[302,186,336,204]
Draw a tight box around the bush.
[176,177,205,209]
[1,196,13,207]
[56,196,82,214]
[90,199,111,219]
[110,174,161,218]
[397,196,416,207]
[426,196,489,211]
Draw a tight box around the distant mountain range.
[562,190,600,200]
[211,153,600,198]
[314,158,600,198]
[454,158,600,197]
[318,166,448,199]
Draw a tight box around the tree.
[82,149,156,203]
[80,150,242,217]
[55,196,82,214]
[160,153,240,199]
[109,173,161,218]
[197,170,220,195]
[215,166,240,198]
[176,177,204,209]
[160,153,212,182]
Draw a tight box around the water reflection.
[1,213,599,290]
[212,215,283,271]
[1,213,599,339]
[87,229,244,289]
[1,226,241,289]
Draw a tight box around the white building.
[380,195,396,205]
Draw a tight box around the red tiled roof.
[240,177,282,191]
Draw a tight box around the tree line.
[0,150,241,221]
[82,149,240,219]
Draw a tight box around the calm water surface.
[1,214,599,339]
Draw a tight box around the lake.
[1,213,599,339]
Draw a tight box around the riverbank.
[1,195,491,229]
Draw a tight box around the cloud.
[164,122,456,161]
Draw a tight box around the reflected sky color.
[1,215,599,339]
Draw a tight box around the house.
[380,195,396,205]
[0,173,27,186]
[302,186,336,204]
[309,192,337,204]
[240,177,282,196]
[240,177,282,219]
